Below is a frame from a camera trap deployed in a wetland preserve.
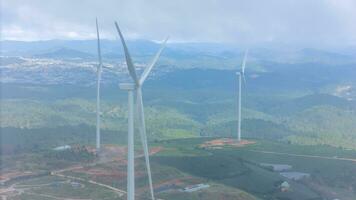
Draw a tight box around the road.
[1,147,162,199]
[24,191,92,200]
[248,149,356,162]
[51,172,126,197]
[49,147,162,198]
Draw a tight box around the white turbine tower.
[237,50,248,142]
[95,18,103,152]
[115,21,168,200]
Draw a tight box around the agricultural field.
[151,138,356,200]
[2,136,355,200]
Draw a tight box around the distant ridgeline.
[1,40,356,150]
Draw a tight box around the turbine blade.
[96,18,102,151]
[242,73,247,86]
[139,36,169,85]
[114,21,139,85]
[241,49,249,74]
[96,18,103,71]
[136,88,155,200]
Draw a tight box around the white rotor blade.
[241,49,248,85]
[242,49,248,74]
[95,18,102,151]
[96,18,103,71]
[136,88,155,200]
[242,73,247,85]
[114,21,139,85]
[139,36,169,85]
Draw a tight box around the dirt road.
[50,146,163,198]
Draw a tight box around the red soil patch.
[149,147,163,155]
[72,146,163,181]
[0,171,34,181]
[97,145,163,163]
[154,176,197,188]
[60,145,164,183]
[74,167,127,181]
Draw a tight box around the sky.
[1,0,356,47]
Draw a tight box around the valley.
[1,40,356,199]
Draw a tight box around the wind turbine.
[95,18,103,152]
[115,21,168,200]
[236,50,248,142]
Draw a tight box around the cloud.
[1,0,356,47]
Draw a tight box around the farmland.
[1,135,356,200]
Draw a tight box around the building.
[53,145,71,151]
[182,184,210,192]
[280,181,290,192]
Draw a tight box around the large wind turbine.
[115,21,168,200]
[236,50,248,142]
[95,18,103,152]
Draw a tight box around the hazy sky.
[1,0,356,47]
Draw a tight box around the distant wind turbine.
[115,21,168,200]
[95,18,103,152]
[236,50,248,142]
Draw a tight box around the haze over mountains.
[2,39,356,86]
[2,39,356,62]
[1,39,356,151]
